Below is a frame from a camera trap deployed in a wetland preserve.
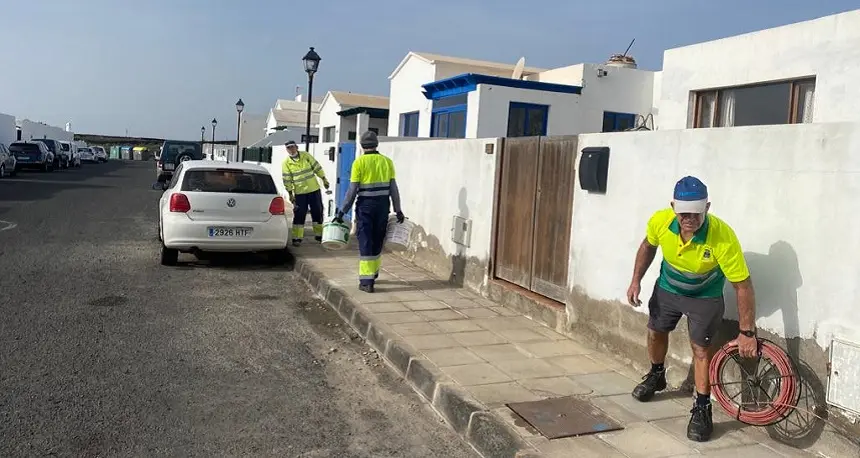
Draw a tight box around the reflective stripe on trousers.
[291,190,324,239]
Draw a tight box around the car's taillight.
[169,193,191,213]
[269,196,285,215]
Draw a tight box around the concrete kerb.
[294,257,532,458]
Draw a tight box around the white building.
[317,91,389,144]
[0,113,16,146]
[17,119,74,142]
[264,96,321,143]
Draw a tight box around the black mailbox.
[578,146,610,193]
[328,146,336,162]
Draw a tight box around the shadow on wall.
[448,187,468,287]
[696,241,832,449]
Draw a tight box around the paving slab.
[290,242,825,458]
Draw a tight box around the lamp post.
[211,118,217,161]
[235,98,244,163]
[200,126,206,158]
[302,46,321,153]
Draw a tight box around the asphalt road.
[0,161,475,458]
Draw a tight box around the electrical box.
[578,146,610,193]
[827,338,860,416]
[451,216,472,247]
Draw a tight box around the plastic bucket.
[321,221,350,250]
[385,215,414,251]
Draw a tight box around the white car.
[153,161,292,266]
[79,147,96,163]
[59,141,81,168]
[92,146,108,162]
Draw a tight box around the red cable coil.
[710,338,800,426]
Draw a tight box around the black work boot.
[359,284,374,293]
[292,239,302,247]
[687,402,714,442]
[632,369,667,402]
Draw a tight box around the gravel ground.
[0,161,476,458]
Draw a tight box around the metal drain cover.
[507,396,624,439]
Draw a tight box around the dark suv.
[156,140,203,183]
[32,139,69,169]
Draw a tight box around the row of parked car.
[0,140,108,177]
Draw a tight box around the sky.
[1,0,857,140]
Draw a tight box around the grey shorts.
[647,283,725,347]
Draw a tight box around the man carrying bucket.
[281,140,329,247]
[334,131,404,293]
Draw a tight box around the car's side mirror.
[151,182,167,191]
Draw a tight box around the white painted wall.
[659,9,860,130]
[388,57,435,138]
[471,84,582,138]
[570,123,860,351]
[317,96,343,143]
[0,113,16,146]
[18,120,73,142]
[385,138,499,279]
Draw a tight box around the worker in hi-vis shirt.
[281,140,329,246]
[335,131,405,293]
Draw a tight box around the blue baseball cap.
[673,176,708,213]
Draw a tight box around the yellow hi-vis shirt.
[350,152,396,200]
[282,151,325,195]
[645,208,750,298]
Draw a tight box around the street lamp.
[211,118,217,161]
[200,126,206,158]
[235,98,244,163]
[302,46,321,153]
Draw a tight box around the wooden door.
[529,136,578,302]
[493,137,539,289]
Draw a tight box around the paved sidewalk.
[291,242,814,457]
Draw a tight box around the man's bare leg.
[633,329,670,401]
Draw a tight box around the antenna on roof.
[511,57,526,80]
[622,38,635,57]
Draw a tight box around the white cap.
[673,199,708,214]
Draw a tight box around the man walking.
[281,140,329,246]
[334,131,404,293]
[626,176,758,442]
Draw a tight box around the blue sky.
[1,0,856,140]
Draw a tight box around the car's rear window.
[161,143,201,161]
[32,140,56,152]
[181,169,277,194]
[79,148,92,153]
[10,144,41,154]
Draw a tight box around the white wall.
[18,120,73,142]
[317,97,343,143]
[385,137,499,279]
[570,123,860,351]
[659,9,860,129]
[472,84,582,138]
[388,57,435,138]
[0,113,16,146]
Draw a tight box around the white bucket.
[321,221,350,250]
[385,215,414,251]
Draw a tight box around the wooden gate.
[493,135,578,303]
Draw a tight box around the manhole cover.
[507,396,623,439]
[89,295,128,307]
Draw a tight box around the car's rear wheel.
[160,245,178,266]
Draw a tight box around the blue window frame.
[602,111,636,132]
[431,94,467,138]
[506,102,549,137]
[400,111,419,137]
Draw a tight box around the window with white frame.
[399,112,419,137]
[693,78,815,128]
[322,126,335,142]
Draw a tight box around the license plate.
[208,227,252,237]
[163,163,175,170]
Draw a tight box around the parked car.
[59,141,81,168]
[92,146,108,163]
[9,141,54,172]
[152,161,291,266]
[79,147,97,163]
[0,143,17,177]
[156,140,203,183]
[32,138,68,169]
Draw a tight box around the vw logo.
[226,198,236,207]
[180,155,191,162]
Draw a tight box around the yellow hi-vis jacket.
[281,151,326,195]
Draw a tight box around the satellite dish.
[511,57,525,80]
